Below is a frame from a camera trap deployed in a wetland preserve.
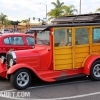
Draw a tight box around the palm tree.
[0,13,7,32]
[47,0,77,21]
[62,5,78,16]
[47,0,64,20]
[4,19,11,26]
[47,8,64,20]
[51,0,64,8]
[0,13,7,25]
[96,8,100,12]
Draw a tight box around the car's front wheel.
[10,69,32,90]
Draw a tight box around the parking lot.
[0,76,100,100]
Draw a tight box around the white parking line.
[1,89,16,92]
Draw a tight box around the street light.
[40,3,47,22]
[79,0,81,14]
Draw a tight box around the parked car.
[0,33,35,58]
[4,29,10,33]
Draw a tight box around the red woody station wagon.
[1,22,100,90]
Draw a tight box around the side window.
[75,28,89,45]
[26,37,34,45]
[4,38,10,44]
[54,29,72,47]
[92,28,100,43]
[36,31,50,46]
[9,37,24,45]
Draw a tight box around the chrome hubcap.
[93,64,100,77]
[17,72,29,87]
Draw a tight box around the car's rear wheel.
[90,60,100,80]
[10,69,32,90]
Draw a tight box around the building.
[0,22,42,33]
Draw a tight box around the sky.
[0,0,100,22]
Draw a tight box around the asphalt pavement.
[0,76,100,100]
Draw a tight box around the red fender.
[7,63,44,81]
[7,63,35,74]
[83,55,100,75]
[0,59,7,78]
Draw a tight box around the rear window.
[4,36,24,45]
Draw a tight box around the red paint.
[7,63,83,82]
[83,55,100,75]
[0,59,7,78]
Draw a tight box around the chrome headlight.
[10,51,16,59]
[9,59,13,67]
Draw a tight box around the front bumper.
[0,59,7,78]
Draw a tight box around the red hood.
[14,49,39,58]
[14,45,50,58]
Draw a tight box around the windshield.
[36,30,50,46]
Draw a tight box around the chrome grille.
[6,53,13,69]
